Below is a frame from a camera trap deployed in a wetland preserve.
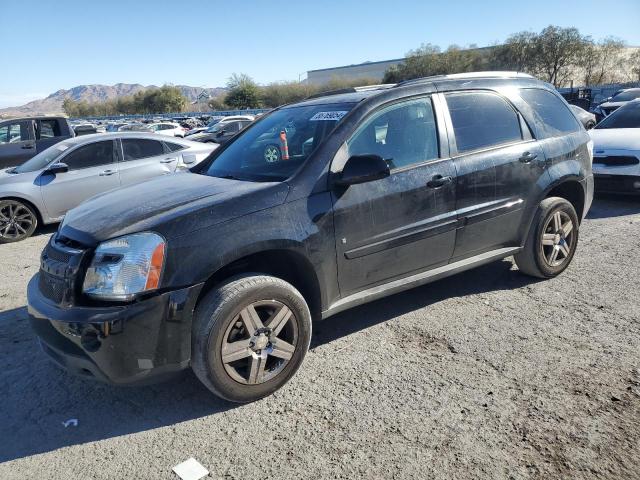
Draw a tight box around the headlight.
[83,232,166,300]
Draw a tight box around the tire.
[0,199,38,243]
[514,197,580,278]
[192,273,312,403]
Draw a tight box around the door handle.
[519,152,538,163]
[21,143,35,149]
[160,158,176,164]
[99,169,116,176]
[427,174,452,188]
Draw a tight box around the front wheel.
[0,199,38,243]
[192,274,312,403]
[514,197,579,278]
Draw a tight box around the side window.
[0,122,30,144]
[122,139,165,160]
[227,122,241,132]
[63,141,114,170]
[38,120,61,139]
[446,92,523,153]
[164,142,185,152]
[519,88,581,137]
[348,98,439,170]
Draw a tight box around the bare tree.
[490,31,538,72]
[579,37,626,85]
[631,50,640,82]
[532,26,589,87]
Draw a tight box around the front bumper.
[28,274,204,385]
[594,173,640,195]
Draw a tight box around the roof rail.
[396,71,534,87]
[305,83,396,100]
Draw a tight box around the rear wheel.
[514,197,579,278]
[192,274,312,403]
[0,199,38,243]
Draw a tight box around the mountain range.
[0,84,227,117]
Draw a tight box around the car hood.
[598,101,627,109]
[0,168,40,185]
[60,172,289,246]
[589,128,640,151]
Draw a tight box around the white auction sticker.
[309,111,348,122]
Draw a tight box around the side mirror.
[216,130,225,137]
[334,154,390,187]
[46,162,69,174]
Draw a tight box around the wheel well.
[0,196,43,226]
[545,181,585,221]
[197,249,323,320]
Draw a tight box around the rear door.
[331,96,458,296]
[443,90,545,259]
[39,140,120,219]
[118,137,177,185]
[0,121,36,168]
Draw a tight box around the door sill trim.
[322,246,521,319]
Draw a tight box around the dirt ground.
[0,195,638,480]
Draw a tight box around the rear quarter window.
[445,91,523,153]
[519,88,581,138]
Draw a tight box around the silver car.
[0,132,216,243]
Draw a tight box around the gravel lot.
[0,195,639,480]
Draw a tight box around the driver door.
[39,140,120,220]
[331,97,458,296]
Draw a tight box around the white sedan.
[149,122,186,137]
[589,100,640,195]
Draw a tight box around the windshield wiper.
[217,174,243,181]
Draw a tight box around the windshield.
[610,90,640,102]
[14,143,69,173]
[595,102,640,129]
[203,102,355,182]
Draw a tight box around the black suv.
[28,73,594,403]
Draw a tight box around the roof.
[291,72,541,107]
[57,132,195,146]
[0,116,66,124]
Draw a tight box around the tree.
[630,49,640,82]
[224,73,261,109]
[578,37,626,85]
[261,81,318,108]
[207,96,228,111]
[490,31,539,72]
[531,26,589,87]
[383,43,487,83]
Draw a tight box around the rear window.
[38,119,61,139]
[519,88,581,137]
[122,138,165,160]
[445,92,522,153]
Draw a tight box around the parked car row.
[22,72,605,404]
[590,87,640,121]
[0,133,216,242]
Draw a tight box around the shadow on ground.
[0,258,538,463]
[587,194,640,219]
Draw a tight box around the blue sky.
[1,0,639,107]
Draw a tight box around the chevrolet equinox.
[28,72,594,403]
